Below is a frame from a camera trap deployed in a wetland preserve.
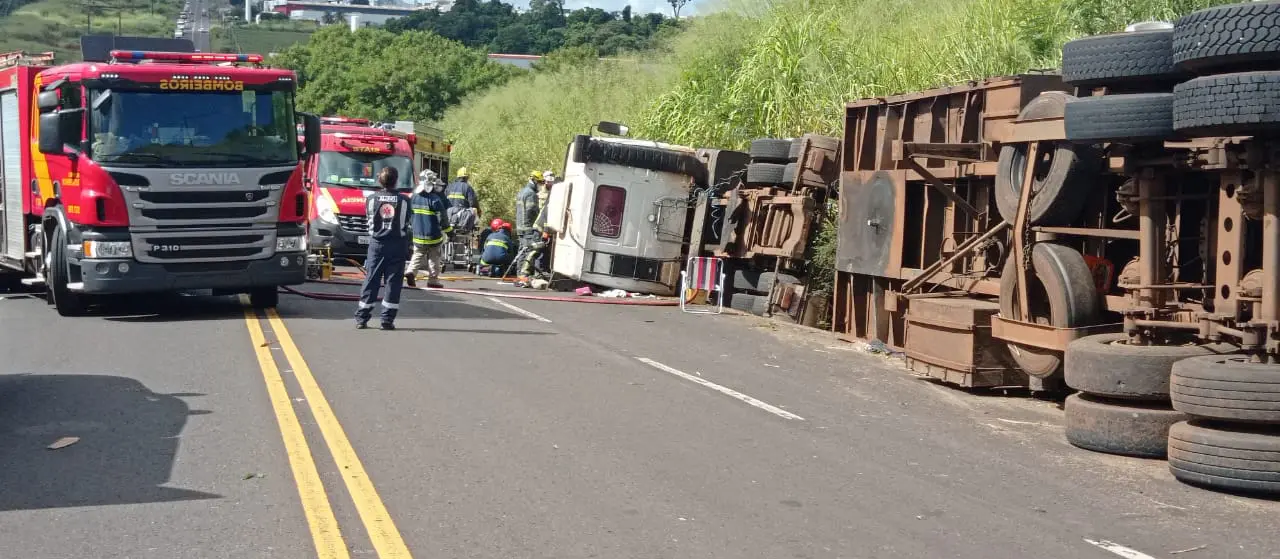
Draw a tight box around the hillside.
[0,0,182,61]
[212,21,315,55]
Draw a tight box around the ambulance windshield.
[88,89,298,167]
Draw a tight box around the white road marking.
[1084,539,1159,559]
[486,297,552,323]
[636,357,804,421]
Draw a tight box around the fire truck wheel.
[995,92,1101,226]
[1065,333,1236,401]
[1172,72,1280,136]
[1061,29,1182,88]
[48,226,87,317]
[1064,94,1176,144]
[1168,420,1280,495]
[745,163,786,186]
[999,243,1099,379]
[1065,393,1187,458]
[1171,355,1280,424]
[249,287,279,309]
[748,138,792,163]
[1173,2,1280,73]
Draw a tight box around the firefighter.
[514,170,543,284]
[479,218,514,277]
[355,167,412,330]
[444,166,480,227]
[405,169,452,289]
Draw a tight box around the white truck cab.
[544,134,705,296]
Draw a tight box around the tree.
[668,0,687,19]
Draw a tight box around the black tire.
[995,92,1101,226]
[732,270,799,295]
[1065,393,1187,459]
[1172,72,1280,136]
[249,287,280,309]
[745,163,786,186]
[1064,93,1175,144]
[1065,333,1236,400]
[728,292,769,316]
[1171,355,1280,424]
[781,162,798,185]
[570,135,707,184]
[1061,29,1182,87]
[48,226,86,317]
[787,138,804,162]
[999,243,1099,379]
[1168,420,1280,494]
[1173,1,1280,73]
[748,138,792,163]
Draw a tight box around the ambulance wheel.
[249,287,279,309]
[48,225,87,317]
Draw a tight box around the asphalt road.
[184,0,212,53]
[1,275,1279,559]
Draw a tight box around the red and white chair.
[680,256,726,314]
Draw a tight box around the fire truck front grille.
[131,229,275,264]
[337,214,368,234]
[138,190,273,204]
[140,206,270,221]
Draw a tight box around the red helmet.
[490,218,504,231]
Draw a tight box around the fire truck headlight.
[277,236,307,252]
[317,196,339,225]
[83,240,133,259]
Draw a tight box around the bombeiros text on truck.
[0,37,324,315]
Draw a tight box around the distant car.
[174,31,183,38]
[198,26,207,32]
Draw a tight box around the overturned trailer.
[833,2,1280,495]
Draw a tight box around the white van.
[543,133,706,296]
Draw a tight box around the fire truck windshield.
[88,89,298,167]
[317,151,413,190]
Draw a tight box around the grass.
[0,0,181,61]
[213,24,314,55]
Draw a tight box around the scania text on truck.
[0,43,323,315]
[305,116,416,260]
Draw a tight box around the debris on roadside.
[47,436,79,450]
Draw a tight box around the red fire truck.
[305,116,416,260]
[0,46,322,315]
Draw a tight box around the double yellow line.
[242,299,412,559]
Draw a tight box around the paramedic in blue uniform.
[354,167,412,330]
[479,218,514,277]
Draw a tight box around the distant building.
[270,1,429,26]
[487,53,541,69]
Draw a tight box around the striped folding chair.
[680,256,726,314]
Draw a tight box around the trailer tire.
[782,162,798,185]
[748,139,793,163]
[1172,72,1280,136]
[249,287,280,309]
[48,226,87,317]
[999,243,1099,379]
[746,163,786,186]
[995,92,1100,226]
[1061,29,1182,87]
[787,138,804,162]
[1065,393,1187,458]
[728,292,769,316]
[1168,420,1280,495]
[571,134,707,184]
[732,270,799,295]
[1173,2,1280,73]
[1064,93,1175,144]
[1065,333,1235,400]
[1171,355,1280,424]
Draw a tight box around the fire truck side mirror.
[37,91,60,113]
[38,109,84,156]
[301,113,322,155]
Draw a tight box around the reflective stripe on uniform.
[413,236,446,245]
[358,301,374,309]
[485,239,509,249]
[412,208,438,215]
[381,300,399,309]
[447,193,467,200]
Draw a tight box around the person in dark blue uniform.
[355,167,412,330]
[479,218,513,277]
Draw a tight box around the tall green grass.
[0,0,181,61]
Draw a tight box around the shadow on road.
[0,374,220,511]
[276,285,545,323]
